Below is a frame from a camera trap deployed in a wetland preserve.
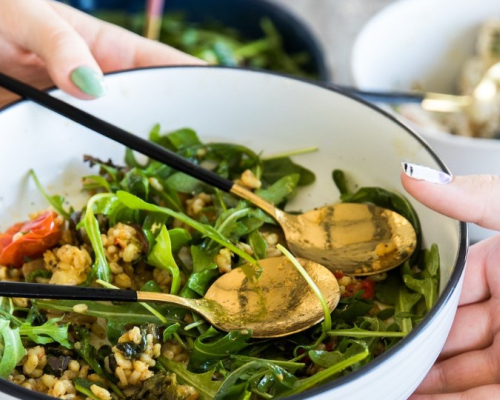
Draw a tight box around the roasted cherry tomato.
[0,211,63,268]
[343,279,376,299]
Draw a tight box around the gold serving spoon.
[0,257,339,338]
[0,72,417,276]
[232,188,417,276]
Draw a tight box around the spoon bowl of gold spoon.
[0,72,417,277]
[0,257,339,339]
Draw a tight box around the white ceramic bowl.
[351,0,500,241]
[0,67,466,400]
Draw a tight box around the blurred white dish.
[0,67,466,399]
[351,0,500,241]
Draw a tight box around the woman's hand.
[402,163,500,399]
[0,0,203,106]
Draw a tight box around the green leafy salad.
[94,11,316,79]
[0,126,439,399]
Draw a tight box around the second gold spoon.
[0,257,340,339]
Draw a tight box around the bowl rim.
[0,66,468,400]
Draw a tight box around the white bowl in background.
[351,0,500,241]
[0,67,466,400]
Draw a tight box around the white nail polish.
[401,162,453,184]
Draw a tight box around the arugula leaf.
[0,318,25,378]
[283,341,370,396]
[19,317,71,348]
[147,226,181,294]
[73,327,125,399]
[213,359,297,399]
[116,191,260,275]
[36,300,185,344]
[403,244,440,313]
[78,193,113,283]
[29,169,72,219]
[190,327,253,370]
[159,357,221,400]
[82,175,112,193]
[395,285,422,333]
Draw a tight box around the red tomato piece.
[343,279,376,299]
[0,211,63,268]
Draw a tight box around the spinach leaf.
[262,157,315,186]
[332,295,373,322]
[151,127,202,152]
[247,230,268,260]
[255,174,300,205]
[374,271,402,305]
[165,172,204,193]
[74,378,102,400]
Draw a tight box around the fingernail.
[70,66,106,97]
[401,162,453,184]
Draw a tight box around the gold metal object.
[421,62,500,122]
[143,0,164,40]
[421,92,471,113]
[467,61,500,129]
[137,257,340,338]
[231,184,417,276]
[144,16,161,40]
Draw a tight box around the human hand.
[0,0,203,106]
[401,163,500,399]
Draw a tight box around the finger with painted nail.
[401,162,500,231]
[0,0,203,103]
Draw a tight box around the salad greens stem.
[29,169,72,219]
[262,146,319,160]
[277,244,331,332]
[96,279,167,324]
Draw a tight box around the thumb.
[0,0,105,99]
[401,162,500,231]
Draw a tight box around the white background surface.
[272,0,396,84]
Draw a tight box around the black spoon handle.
[0,281,137,302]
[330,84,425,104]
[0,71,234,192]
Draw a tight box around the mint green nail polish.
[70,66,106,97]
